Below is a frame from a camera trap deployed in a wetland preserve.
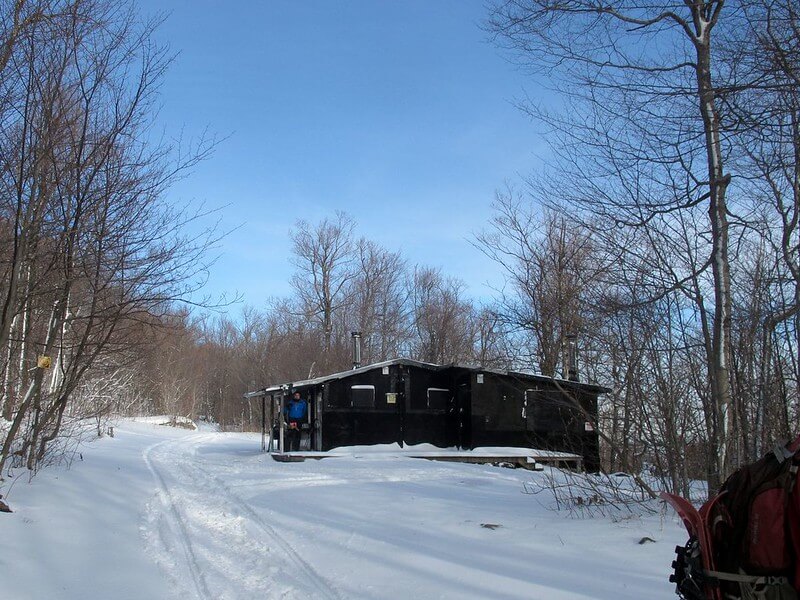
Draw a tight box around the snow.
[324,443,579,459]
[1,420,688,599]
[131,415,198,429]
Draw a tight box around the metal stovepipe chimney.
[351,331,362,369]
[566,334,579,382]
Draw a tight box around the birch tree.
[488,0,741,491]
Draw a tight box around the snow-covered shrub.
[523,467,660,518]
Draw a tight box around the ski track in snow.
[142,433,342,600]
[143,439,214,600]
[178,434,342,600]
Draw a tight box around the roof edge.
[244,358,611,398]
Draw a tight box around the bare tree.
[487,0,747,491]
[720,0,800,456]
[476,192,599,376]
[470,306,511,369]
[289,211,356,364]
[348,238,409,363]
[408,266,475,364]
[0,0,216,477]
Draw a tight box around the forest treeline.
[1,0,799,500]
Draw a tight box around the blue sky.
[138,1,546,310]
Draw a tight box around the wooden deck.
[271,449,583,471]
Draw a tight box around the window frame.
[350,384,376,408]
[426,387,450,411]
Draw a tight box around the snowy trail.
[143,439,214,600]
[2,420,688,600]
[138,429,683,599]
[142,432,342,600]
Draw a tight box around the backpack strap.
[702,569,790,587]
[773,442,795,463]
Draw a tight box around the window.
[351,385,375,408]
[427,388,449,410]
[528,389,571,432]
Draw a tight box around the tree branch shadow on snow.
[523,468,659,519]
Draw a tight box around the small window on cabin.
[427,388,449,410]
[530,390,568,431]
[351,385,375,408]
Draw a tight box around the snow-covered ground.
[1,419,687,599]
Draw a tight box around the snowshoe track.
[143,434,341,600]
[180,434,343,600]
[143,440,213,600]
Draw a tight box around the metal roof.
[243,358,610,399]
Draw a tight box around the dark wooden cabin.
[245,359,606,471]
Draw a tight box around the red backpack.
[665,437,800,600]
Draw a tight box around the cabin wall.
[309,364,601,470]
[318,364,459,450]
[320,366,402,450]
[453,372,472,449]
[402,366,456,447]
[465,371,529,448]
[524,385,601,471]
[576,392,600,472]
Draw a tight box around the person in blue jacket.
[285,391,308,451]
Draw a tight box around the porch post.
[261,394,266,452]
